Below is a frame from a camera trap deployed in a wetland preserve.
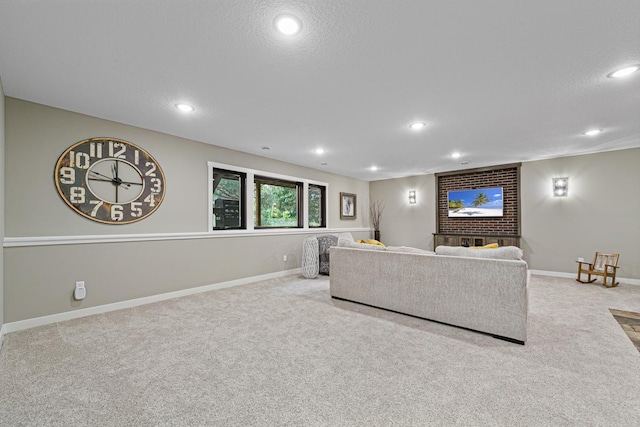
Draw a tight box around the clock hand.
[114,160,119,203]
[89,170,114,181]
[89,170,134,189]
[90,169,124,185]
[90,169,142,191]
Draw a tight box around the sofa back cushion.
[386,246,435,255]
[435,245,524,260]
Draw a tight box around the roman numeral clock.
[54,137,166,224]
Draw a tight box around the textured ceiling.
[1,0,639,181]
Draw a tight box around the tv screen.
[447,187,503,217]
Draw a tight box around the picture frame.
[340,192,356,219]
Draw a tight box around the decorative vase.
[302,236,319,279]
[374,230,381,242]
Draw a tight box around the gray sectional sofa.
[329,243,529,344]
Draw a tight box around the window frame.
[254,175,303,229]
[308,183,327,228]
[207,161,328,233]
[211,167,247,230]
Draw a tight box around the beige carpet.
[1,274,640,426]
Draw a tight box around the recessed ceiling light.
[409,122,426,130]
[451,152,462,158]
[370,166,379,171]
[175,103,195,112]
[314,148,325,155]
[275,15,302,35]
[583,129,603,136]
[608,65,639,78]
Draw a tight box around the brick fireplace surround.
[434,163,521,248]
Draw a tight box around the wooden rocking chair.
[576,252,620,288]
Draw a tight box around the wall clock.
[54,137,166,224]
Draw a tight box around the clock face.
[54,137,166,224]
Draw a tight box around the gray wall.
[369,174,436,250]
[0,79,5,332]
[520,149,640,279]
[4,98,370,322]
[6,98,371,236]
[370,148,640,280]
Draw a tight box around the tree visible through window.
[254,177,301,227]
[308,184,326,227]
[209,162,327,230]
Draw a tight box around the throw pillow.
[471,243,499,249]
[355,239,385,247]
[435,245,524,260]
[338,239,386,251]
[317,235,338,275]
[336,232,355,242]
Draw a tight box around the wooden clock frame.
[54,137,166,224]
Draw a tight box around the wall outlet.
[74,281,86,300]
[283,255,287,262]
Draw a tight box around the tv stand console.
[433,233,520,251]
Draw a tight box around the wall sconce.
[408,190,416,204]
[552,177,569,197]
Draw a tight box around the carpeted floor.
[1,274,640,426]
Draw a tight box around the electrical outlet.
[74,281,86,300]
[283,255,287,262]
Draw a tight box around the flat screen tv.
[447,187,503,217]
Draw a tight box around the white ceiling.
[1,0,639,181]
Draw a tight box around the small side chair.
[576,252,620,288]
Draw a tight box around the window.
[254,177,302,228]
[308,184,326,228]
[208,162,327,231]
[212,168,246,230]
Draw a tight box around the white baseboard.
[530,269,640,286]
[4,267,636,338]
[3,268,302,335]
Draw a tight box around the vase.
[302,236,319,279]
[374,230,381,242]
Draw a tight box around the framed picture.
[340,192,356,219]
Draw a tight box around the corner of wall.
[1,75,5,335]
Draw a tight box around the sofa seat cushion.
[435,245,523,260]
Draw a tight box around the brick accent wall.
[436,165,520,235]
